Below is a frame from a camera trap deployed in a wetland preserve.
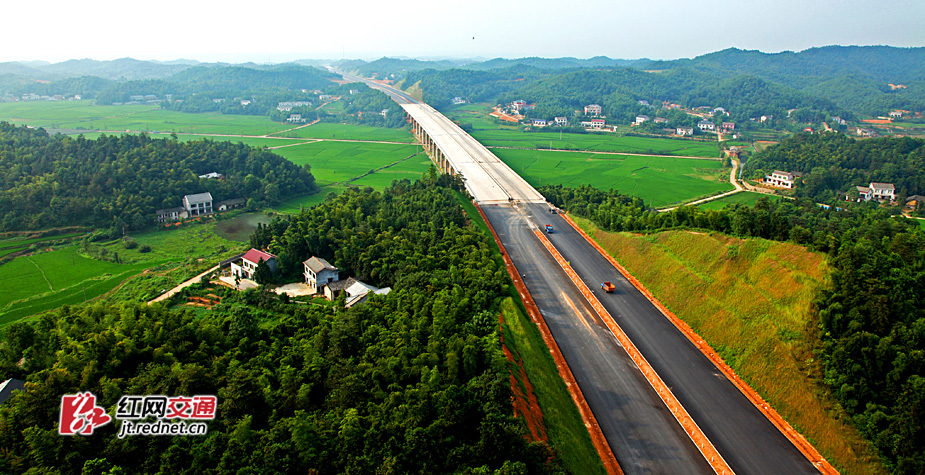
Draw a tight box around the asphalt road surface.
[343,70,819,474]
[483,203,713,474]
[519,202,818,474]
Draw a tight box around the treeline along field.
[0,122,316,232]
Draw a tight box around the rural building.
[584,104,602,116]
[722,122,736,131]
[349,89,359,95]
[452,97,467,105]
[764,170,800,189]
[287,114,305,123]
[852,183,895,202]
[231,249,278,281]
[698,120,715,131]
[713,107,727,115]
[533,119,547,126]
[240,100,251,106]
[638,100,650,106]
[635,115,649,125]
[654,117,668,124]
[183,192,213,217]
[304,256,340,293]
[831,116,846,125]
[198,172,223,180]
[216,198,245,211]
[554,116,568,126]
[905,195,925,210]
[155,207,186,223]
[319,95,333,101]
[889,110,903,118]
[277,101,312,111]
[0,379,26,405]
[590,118,605,129]
[676,127,694,136]
[511,100,527,111]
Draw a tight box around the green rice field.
[0,100,292,136]
[0,246,151,326]
[443,103,722,157]
[272,141,425,186]
[274,122,415,142]
[494,148,733,207]
[696,192,768,210]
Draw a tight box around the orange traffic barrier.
[533,227,735,474]
[474,204,624,475]
[559,212,838,475]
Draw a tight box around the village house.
[831,116,846,125]
[635,115,649,125]
[590,118,605,129]
[231,249,278,281]
[554,116,568,126]
[198,172,223,180]
[511,100,527,112]
[155,207,185,222]
[638,100,650,106]
[698,120,715,131]
[452,96,467,105]
[0,378,26,405]
[764,170,801,189]
[303,256,391,307]
[240,100,251,106]
[318,95,333,101]
[722,122,736,131]
[860,182,896,202]
[905,195,925,211]
[183,192,213,217]
[533,119,547,126]
[304,256,340,293]
[349,89,359,95]
[277,101,312,111]
[654,117,668,124]
[676,127,694,136]
[287,114,305,123]
[584,104,602,116]
[216,198,245,211]
[889,110,903,118]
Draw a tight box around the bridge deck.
[402,103,546,204]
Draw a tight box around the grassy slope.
[573,217,886,474]
[451,192,605,475]
[494,148,733,207]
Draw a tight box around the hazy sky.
[4,0,923,63]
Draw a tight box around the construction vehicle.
[601,281,615,293]
[545,224,554,233]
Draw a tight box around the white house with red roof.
[231,249,277,280]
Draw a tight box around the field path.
[148,264,219,305]
[658,157,744,211]
[25,257,53,291]
[264,118,321,137]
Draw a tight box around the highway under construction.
[340,70,829,475]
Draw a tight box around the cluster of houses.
[155,192,245,223]
[224,250,390,308]
[763,171,901,204]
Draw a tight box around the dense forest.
[541,184,925,473]
[0,122,316,232]
[745,133,925,204]
[0,179,567,475]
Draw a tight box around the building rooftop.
[184,192,213,204]
[242,249,276,264]
[0,379,26,405]
[304,256,337,273]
